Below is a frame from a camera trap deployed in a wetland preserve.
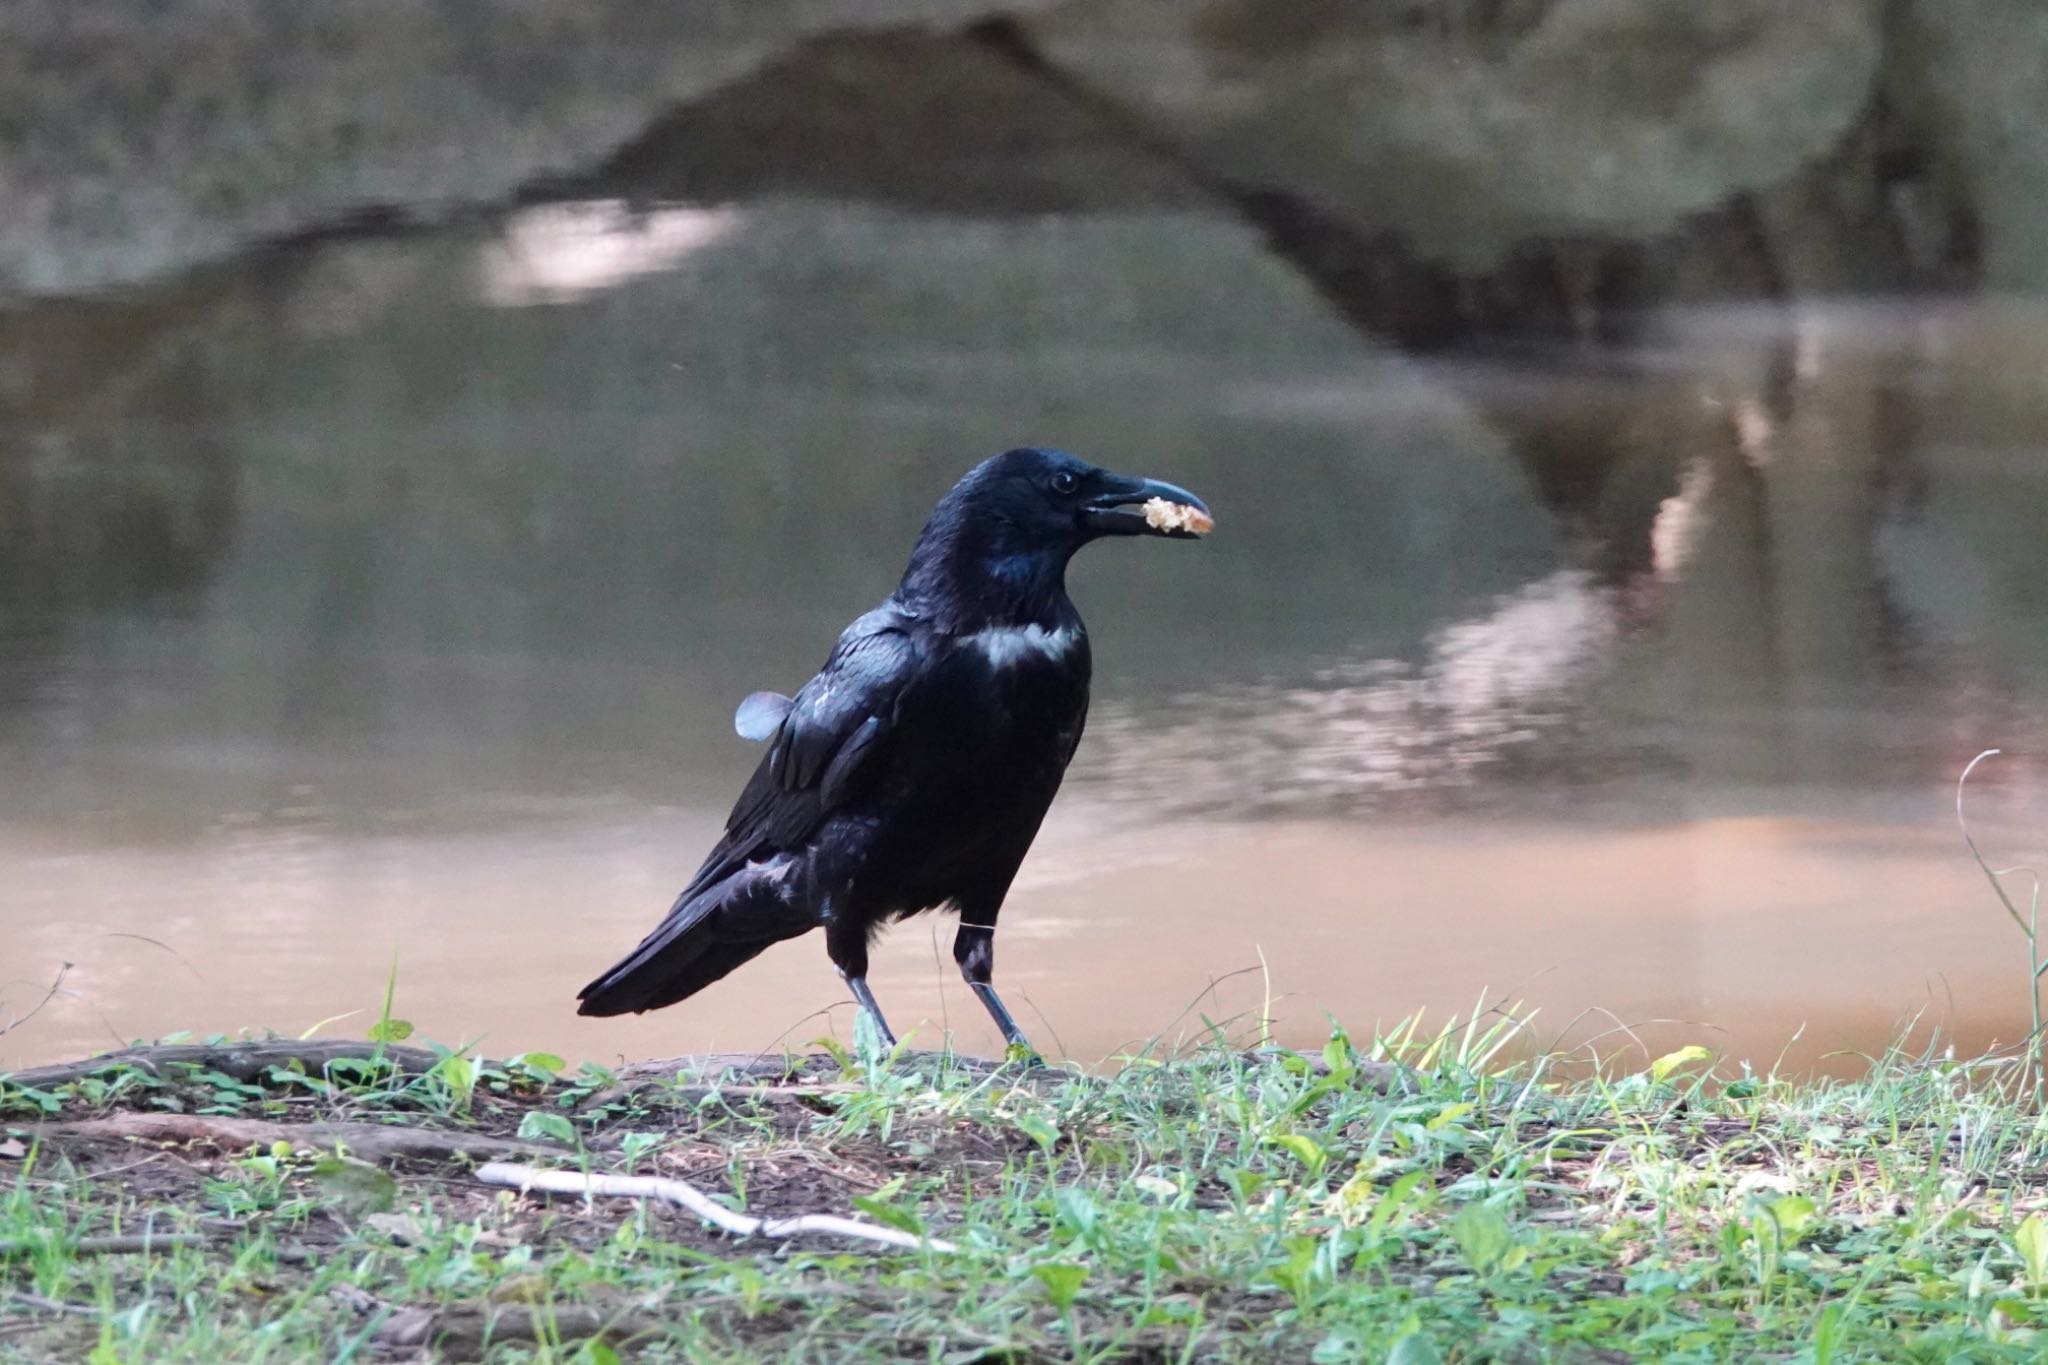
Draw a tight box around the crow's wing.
[575,607,922,1013]
[679,605,921,904]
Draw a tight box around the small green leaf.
[1009,1110,1060,1154]
[1314,1329,1364,1364]
[619,1131,664,1167]
[1321,1030,1355,1080]
[1032,1262,1088,1310]
[577,1342,623,1365]
[1449,1203,1515,1275]
[515,1052,566,1076]
[1269,1133,1330,1179]
[851,1194,924,1236]
[1768,1194,1819,1244]
[1227,1168,1270,1204]
[1055,1187,1100,1241]
[312,1155,398,1216]
[2016,1213,2048,1286]
[1649,1045,1711,1083]
[808,1035,852,1071]
[1425,1102,1476,1132]
[1386,1330,1445,1365]
[437,1052,478,1107]
[1366,1170,1433,1235]
[516,1111,577,1145]
[366,1018,414,1043]
[1811,1300,1847,1365]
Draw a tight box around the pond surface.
[5,198,2048,1072]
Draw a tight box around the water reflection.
[479,202,743,306]
[1085,570,1620,816]
[4,200,2048,1073]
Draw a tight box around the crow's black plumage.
[576,448,1211,1052]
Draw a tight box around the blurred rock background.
[2,0,2035,303]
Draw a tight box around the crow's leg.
[825,908,896,1048]
[841,972,898,1049]
[953,918,1034,1055]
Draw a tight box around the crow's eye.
[1050,471,1078,495]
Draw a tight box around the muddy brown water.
[6,201,2048,1074]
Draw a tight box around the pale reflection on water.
[479,202,742,306]
[5,202,2048,1072]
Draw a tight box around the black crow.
[576,447,1211,1054]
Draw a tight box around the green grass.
[5,1014,2048,1363]
[8,763,2037,1363]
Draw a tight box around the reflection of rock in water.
[1083,298,2048,813]
[0,428,233,606]
[1878,301,2048,705]
[0,193,1569,834]
[1078,570,1632,817]
[0,290,241,713]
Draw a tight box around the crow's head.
[902,447,1212,622]
[951,446,1212,546]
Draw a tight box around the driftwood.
[2,1040,445,1091]
[27,1113,564,1164]
[5,1290,97,1318]
[0,1231,210,1258]
[477,1161,957,1253]
[375,1302,661,1352]
[579,1078,861,1113]
[578,1047,1035,1110]
[600,1048,1016,1086]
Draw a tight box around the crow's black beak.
[1082,474,1214,539]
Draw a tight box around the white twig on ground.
[474,1161,957,1253]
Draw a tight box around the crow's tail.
[575,857,807,1016]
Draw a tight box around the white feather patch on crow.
[966,623,1081,668]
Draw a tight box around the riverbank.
[3,1023,2044,1362]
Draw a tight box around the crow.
[576,447,1211,1054]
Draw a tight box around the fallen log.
[26,1113,563,1165]
[0,1231,211,1258]
[576,1047,1034,1110]
[3,1040,445,1091]
[375,1302,660,1352]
